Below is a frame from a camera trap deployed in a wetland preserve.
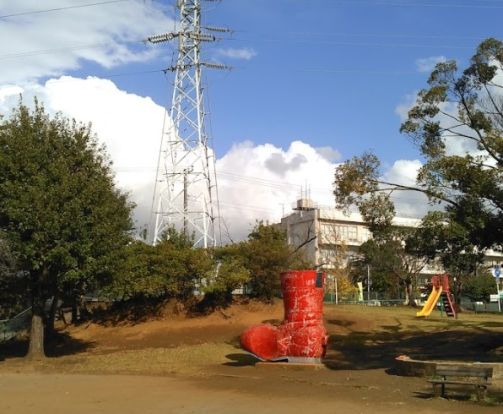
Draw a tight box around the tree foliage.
[463,272,498,302]
[212,223,310,301]
[0,236,26,319]
[334,38,503,253]
[357,197,427,303]
[106,223,305,314]
[412,210,485,303]
[200,256,250,309]
[108,233,213,304]
[0,102,133,357]
[239,223,311,300]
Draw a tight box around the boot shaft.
[281,270,325,324]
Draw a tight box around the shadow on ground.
[224,353,259,367]
[0,331,94,361]
[413,389,503,406]
[323,322,503,371]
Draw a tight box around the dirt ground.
[1,302,503,413]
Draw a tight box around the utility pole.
[148,0,230,247]
[367,265,371,303]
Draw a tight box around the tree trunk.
[47,293,59,333]
[454,279,462,306]
[27,270,47,360]
[27,305,45,360]
[405,280,416,307]
[71,292,81,324]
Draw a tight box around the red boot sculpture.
[241,270,328,363]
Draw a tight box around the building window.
[335,225,358,242]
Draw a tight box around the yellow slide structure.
[416,286,442,317]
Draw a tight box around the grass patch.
[2,342,239,377]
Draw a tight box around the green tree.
[109,237,213,304]
[345,194,427,304]
[107,241,168,302]
[0,236,27,319]
[463,272,498,302]
[413,211,485,304]
[334,38,503,253]
[200,256,250,309]
[0,102,133,358]
[237,223,311,301]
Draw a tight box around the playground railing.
[0,307,31,342]
[324,299,405,307]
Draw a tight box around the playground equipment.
[0,307,31,343]
[416,274,456,318]
[241,270,328,363]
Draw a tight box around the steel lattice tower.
[148,0,228,247]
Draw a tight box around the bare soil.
[1,302,503,413]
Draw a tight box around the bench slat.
[428,380,490,386]
[428,364,493,401]
[435,365,493,378]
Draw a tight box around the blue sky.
[68,0,503,163]
[0,0,502,238]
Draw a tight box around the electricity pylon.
[148,0,229,247]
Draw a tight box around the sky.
[0,0,502,241]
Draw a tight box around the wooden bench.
[428,364,493,400]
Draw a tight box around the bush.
[198,257,250,311]
[107,234,213,304]
[463,273,498,302]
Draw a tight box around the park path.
[0,372,500,414]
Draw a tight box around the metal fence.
[0,307,31,342]
[323,296,405,306]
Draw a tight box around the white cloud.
[384,159,422,188]
[216,47,257,60]
[0,0,175,84]
[0,77,341,241]
[382,159,431,218]
[395,91,418,122]
[315,146,341,162]
[415,56,447,73]
[216,141,338,241]
[0,76,433,242]
[0,76,167,231]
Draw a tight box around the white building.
[280,198,502,283]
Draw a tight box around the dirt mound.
[68,300,284,353]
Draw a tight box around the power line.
[232,36,480,50]
[330,0,503,9]
[0,36,177,63]
[114,166,333,195]
[0,0,131,19]
[217,170,332,194]
[245,30,497,42]
[0,40,142,62]
[0,33,493,64]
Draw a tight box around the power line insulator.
[146,32,177,44]
[204,26,232,33]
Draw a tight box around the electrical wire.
[243,31,493,42]
[329,0,503,9]
[0,40,143,62]
[0,0,131,19]
[230,36,479,50]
